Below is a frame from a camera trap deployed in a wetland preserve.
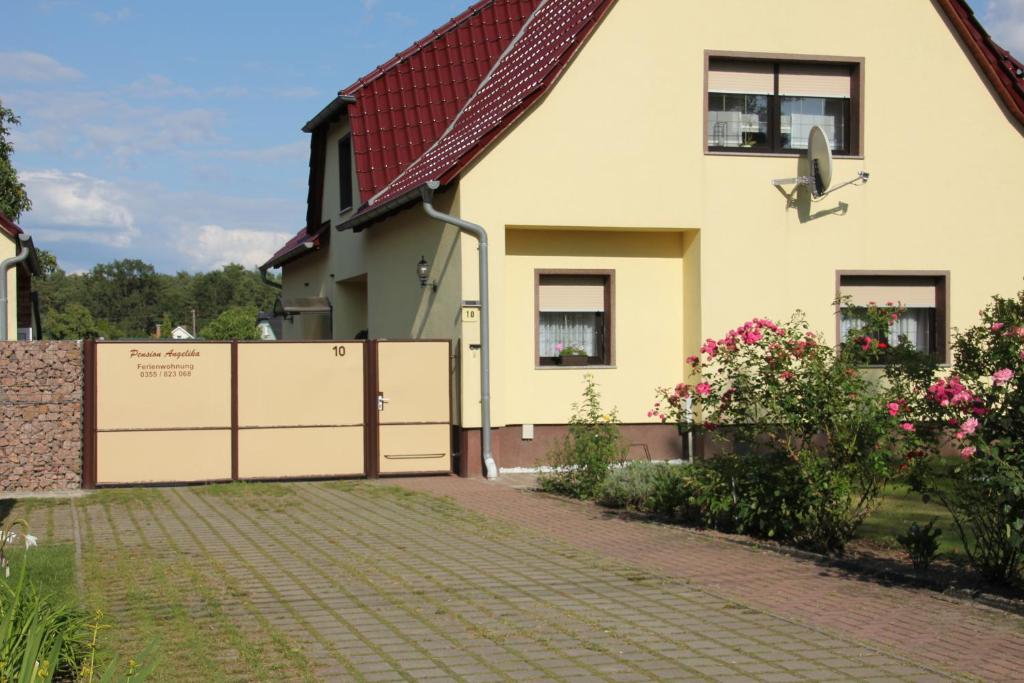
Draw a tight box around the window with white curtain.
[838,274,947,360]
[537,273,611,365]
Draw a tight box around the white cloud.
[0,51,82,82]
[20,170,138,247]
[93,7,132,24]
[269,85,321,99]
[177,224,292,270]
[211,140,308,162]
[7,90,225,160]
[984,0,1024,57]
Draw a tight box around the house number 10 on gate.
[332,345,346,357]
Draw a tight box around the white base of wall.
[499,459,690,475]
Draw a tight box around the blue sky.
[1,0,1021,274]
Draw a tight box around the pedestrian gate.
[82,340,452,487]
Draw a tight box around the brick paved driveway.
[23,480,967,682]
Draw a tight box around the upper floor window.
[338,134,353,213]
[707,57,860,156]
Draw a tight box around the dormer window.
[338,134,353,213]
[706,55,861,156]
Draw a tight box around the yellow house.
[261,0,1024,476]
[1,211,40,341]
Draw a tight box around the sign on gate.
[93,342,232,485]
[83,339,451,487]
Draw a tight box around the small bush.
[686,454,808,540]
[897,519,942,572]
[598,462,695,519]
[539,375,626,499]
[597,462,664,510]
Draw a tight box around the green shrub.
[597,462,664,510]
[897,519,942,572]
[597,462,695,518]
[539,374,627,499]
[907,288,1024,583]
[685,454,808,540]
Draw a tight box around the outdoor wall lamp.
[416,255,437,291]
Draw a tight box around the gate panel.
[377,341,451,475]
[94,342,233,485]
[237,342,365,478]
[97,431,232,484]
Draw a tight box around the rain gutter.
[419,180,496,480]
[1,234,33,340]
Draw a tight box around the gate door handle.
[377,392,390,411]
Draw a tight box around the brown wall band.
[231,341,239,481]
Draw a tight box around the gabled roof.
[343,0,545,204]
[265,0,1023,270]
[939,0,1024,127]
[263,222,329,270]
[0,211,24,240]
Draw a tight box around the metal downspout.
[260,268,283,289]
[420,181,497,480]
[0,235,32,340]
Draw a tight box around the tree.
[0,99,32,220]
[200,305,260,340]
[45,303,106,340]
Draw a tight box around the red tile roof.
[343,0,544,204]
[263,222,329,269]
[265,0,1023,270]
[940,0,1024,128]
[0,211,24,240]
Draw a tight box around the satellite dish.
[771,125,868,200]
[807,126,833,198]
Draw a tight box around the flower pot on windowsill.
[558,355,588,366]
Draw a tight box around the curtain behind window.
[539,312,601,357]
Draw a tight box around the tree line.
[35,251,280,340]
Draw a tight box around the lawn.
[857,482,966,557]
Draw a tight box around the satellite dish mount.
[771,126,868,200]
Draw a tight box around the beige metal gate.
[84,339,449,487]
[374,341,452,476]
[237,342,365,480]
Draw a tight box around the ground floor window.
[837,272,948,362]
[536,271,613,366]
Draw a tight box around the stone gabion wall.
[0,341,83,491]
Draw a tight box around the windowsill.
[705,150,863,160]
[535,364,617,370]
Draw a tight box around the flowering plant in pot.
[555,343,588,365]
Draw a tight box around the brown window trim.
[534,269,615,369]
[704,50,865,158]
[834,270,951,365]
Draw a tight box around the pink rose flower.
[991,322,1005,332]
[961,446,976,459]
[780,371,794,381]
[555,343,564,353]
[956,417,979,440]
[993,368,1014,386]
[686,355,699,367]
[695,383,711,398]
[887,402,901,416]
[900,422,915,432]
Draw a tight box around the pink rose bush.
[898,291,1024,583]
[653,310,924,552]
